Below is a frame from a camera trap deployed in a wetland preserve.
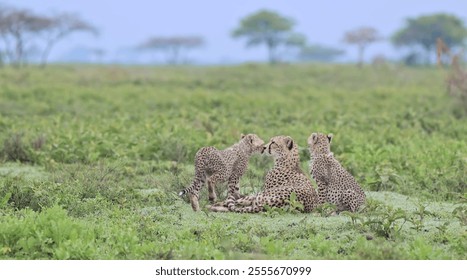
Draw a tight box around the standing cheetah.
[179,134,264,211]
[308,132,365,212]
[210,136,319,213]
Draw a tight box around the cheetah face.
[241,133,265,154]
[308,132,333,155]
[262,135,295,158]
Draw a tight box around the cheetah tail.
[225,195,237,211]
[233,204,263,213]
[228,194,262,213]
[179,175,206,197]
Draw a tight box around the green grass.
[0,64,465,259]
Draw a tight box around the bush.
[0,206,156,259]
[0,176,58,211]
[1,133,30,162]
[0,206,98,259]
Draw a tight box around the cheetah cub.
[308,132,365,212]
[179,134,264,211]
[210,135,319,213]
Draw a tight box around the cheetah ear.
[241,133,245,139]
[311,133,318,144]
[285,136,294,150]
[327,133,333,143]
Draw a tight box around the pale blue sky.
[5,0,467,64]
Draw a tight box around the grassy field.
[0,64,465,259]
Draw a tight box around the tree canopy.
[0,6,97,66]
[298,44,344,62]
[232,10,305,63]
[343,27,380,67]
[0,7,49,65]
[137,36,204,64]
[392,13,467,64]
[40,13,98,66]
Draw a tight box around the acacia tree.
[392,14,466,64]
[39,13,98,66]
[0,7,49,66]
[343,27,380,67]
[298,44,344,62]
[138,36,204,64]
[232,10,305,64]
[0,7,97,66]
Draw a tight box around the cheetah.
[308,132,365,212]
[179,133,265,211]
[210,136,319,213]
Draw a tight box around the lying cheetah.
[308,132,365,212]
[179,133,264,211]
[210,135,319,213]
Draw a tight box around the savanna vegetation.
[0,64,465,259]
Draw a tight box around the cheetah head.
[308,132,333,155]
[240,133,265,154]
[262,135,298,159]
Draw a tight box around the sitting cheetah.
[179,133,265,211]
[210,136,319,213]
[308,132,365,212]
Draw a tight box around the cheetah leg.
[234,187,311,214]
[221,188,293,214]
[209,192,252,209]
[346,190,365,213]
[207,177,217,203]
[232,192,288,214]
[207,172,225,203]
[207,204,230,212]
[186,173,206,212]
[189,193,200,212]
[234,201,264,213]
[227,201,262,213]
[227,176,243,199]
[233,196,275,213]
[210,201,226,207]
[234,195,255,206]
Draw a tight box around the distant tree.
[39,13,98,66]
[343,27,381,67]
[0,7,49,66]
[298,44,344,62]
[232,10,305,64]
[392,14,467,65]
[137,36,204,64]
[90,48,105,63]
[403,52,423,66]
[0,7,97,66]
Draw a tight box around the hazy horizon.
[5,0,467,64]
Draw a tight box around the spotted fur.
[308,132,365,212]
[179,134,264,211]
[210,136,319,213]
